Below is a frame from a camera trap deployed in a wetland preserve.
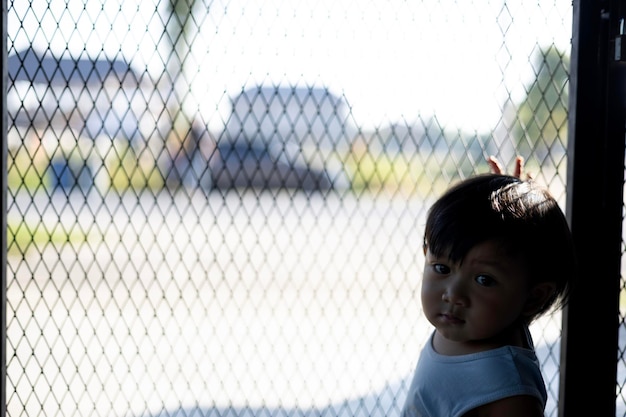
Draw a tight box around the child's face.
[421,239,532,346]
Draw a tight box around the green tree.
[513,45,570,157]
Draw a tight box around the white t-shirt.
[401,329,547,417]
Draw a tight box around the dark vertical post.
[559,0,624,415]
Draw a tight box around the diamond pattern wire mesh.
[5,1,581,416]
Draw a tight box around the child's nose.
[442,279,469,306]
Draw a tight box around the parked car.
[208,140,335,191]
[225,85,352,152]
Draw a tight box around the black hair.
[423,173,576,321]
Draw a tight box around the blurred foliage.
[513,45,570,156]
[7,219,87,257]
[106,139,165,192]
[7,135,48,193]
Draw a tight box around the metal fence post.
[560,0,624,415]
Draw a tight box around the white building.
[7,47,166,192]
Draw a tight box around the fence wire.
[5,1,588,416]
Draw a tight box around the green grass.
[344,152,476,198]
[7,220,89,257]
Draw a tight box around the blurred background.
[6,1,573,416]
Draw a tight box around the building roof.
[8,47,138,85]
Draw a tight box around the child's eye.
[475,274,496,287]
[433,264,450,274]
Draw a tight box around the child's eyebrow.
[467,254,521,270]
[468,259,504,267]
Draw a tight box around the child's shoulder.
[463,394,545,417]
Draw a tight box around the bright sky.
[9,0,572,132]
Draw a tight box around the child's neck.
[433,324,528,356]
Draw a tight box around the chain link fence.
[5,0,591,416]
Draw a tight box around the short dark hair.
[424,173,576,321]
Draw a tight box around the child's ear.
[523,282,557,317]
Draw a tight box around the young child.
[401,173,576,417]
